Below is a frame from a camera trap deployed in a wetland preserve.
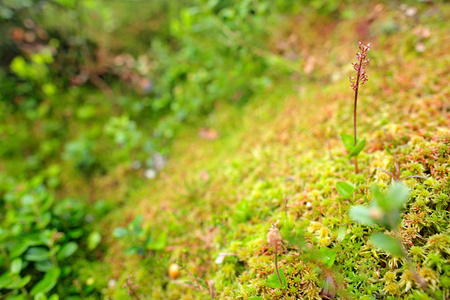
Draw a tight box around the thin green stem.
[274,245,282,286]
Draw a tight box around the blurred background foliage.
[0,0,308,178]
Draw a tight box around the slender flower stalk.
[349,41,371,173]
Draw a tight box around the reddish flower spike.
[349,41,371,91]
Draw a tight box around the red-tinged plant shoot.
[341,41,371,174]
[122,275,140,300]
[266,221,287,289]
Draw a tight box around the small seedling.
[349,182,433,296]
[341,41,371,174]
[349,182,410,233]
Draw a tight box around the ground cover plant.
[1,0,449,299]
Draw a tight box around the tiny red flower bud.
[267,222,282,252]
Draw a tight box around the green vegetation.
[1,0,449,299]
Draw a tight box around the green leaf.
[369,233,404,257]
[337,226,347,242]
[0,272,12,289]
[10,275,31,289]
[0,272,31,289]
[319,248,337,268]
[125,246,142,256]
[10,258,22,274]
[146,232,167,251]
[37,212,52,229]
[25,247,50,262]
[87,231,102,250]
[30,267,60,296]
[10,240,32,258]
[348,206,377,226]
[34,293,48,300]
[249,297,263,300]
[56,242,78,260]
[129,215,143,232]
[0,272,11,289]
[336,181,356,198]
[265,269,287,289]
[35,260,55,272]
[340,133,355,152]
[68,229,83,239]
[340,133,365,157]
[112,227,128,238]
[371,183,410,213]
[371,184,388,210]
[385,182,410,209]
[21,194,36,206]
[348,138,365,157]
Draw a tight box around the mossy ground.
[36,3,450,300]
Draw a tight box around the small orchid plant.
[265,221,287,289]
[341,41,371,174]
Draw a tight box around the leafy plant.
[0,184,98,298]
[341,41,371,174]
[349,182,410,234]
[113,215,167,256]
[349,182,434,296]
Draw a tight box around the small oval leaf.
[349,138,366,157]
[87,232,102,250]
[10,258,22,274]
[265,269,286,289]
[348,206,377,226]
[369,233,404,257]
[336,181,356,198]
[30,267,60,296]
[25,247,50,262]
[56,242,78,260]
[340,133,355,152]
